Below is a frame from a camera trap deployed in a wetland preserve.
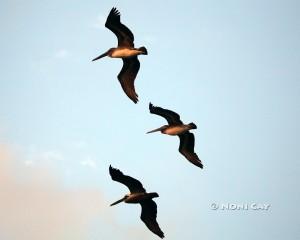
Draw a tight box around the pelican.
[92,7,147,103]
[147,103,203,168]
[109,165,164,239]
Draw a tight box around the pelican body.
[92,7,147,103]
[93,46,147,60]
[148,123,197,136]
[109,166,164,239]
[112,192,159,205]
[147,103,203,169]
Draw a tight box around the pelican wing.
[149,103,183,125]
[118,57,140,103]
[105,7,134,47]
[179,132,203,168]
[109,166,145,193]
[140,199,164,239]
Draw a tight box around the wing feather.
[140,200,164,238]
[179,132,203,168]
[105,7,134,47]
[109,166,145,193]
[149,103,183,125]
[118,57,140,103]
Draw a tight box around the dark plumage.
[149,103,183,125]
[148,103,203,168]
[105,7,135,48]
[179,132,203,168]
[109,165,145,193]
[118,57,140,103]
[92,7,147,103]
[109,166,164,238]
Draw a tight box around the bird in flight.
[109,165,164,238]
[92,7,147,103]
[147,103,203,168]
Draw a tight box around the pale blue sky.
[0,0,299,239]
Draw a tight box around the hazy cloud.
[80,156,97,169]
[25,147,65,166]
[0,144,156,240]
[54,49,69,59]
[0,144,104,240]
[70,140,88,149]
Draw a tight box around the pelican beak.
[110,197,126,206]
[92,51,108,61]
[146,126,164,134]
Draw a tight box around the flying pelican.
[147,103,203,168]
[92,7,147,103]
[109,165,164,239]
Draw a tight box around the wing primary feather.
[149,103,183,125]
[140,200,164,238]
[178,133,203,168]
[118,57,140,103]
[105,8,135,47]
[109,165,146,192]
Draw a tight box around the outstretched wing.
[118,57,140,103]
[179,132,203,168]
[105,7,134,47]
[149,103,183,125]
[140,199,164,239]
[109,166,145,193]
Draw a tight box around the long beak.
[92,51,108,61]
[110,197,126,206]
[146,126,165,134]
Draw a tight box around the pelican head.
[110,194,129,206]
[188,122,197,130]
[138,46,148,55]
[146,125,168,134]
[92,48,114,61]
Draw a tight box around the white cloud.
[54,49,69,59]
[0,144,105,240]
[26,148,65,166]
[24,160,34,166]
[41,150,64,161]
[0,144,160,240]
[70,140,88,149]
[80,156,97,169]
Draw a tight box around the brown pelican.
[92,7,147,103]
[109,165,164,239]
[147,103,203,168]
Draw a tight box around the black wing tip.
[109,165,123,177]
[131,96,139,104]
[109,164,115,170]
[193,155,204,169]
[198,162,204,169]
[110,7,120,15]
[106,7,121,26]
[120,88,139,104]
[155,231,165,238]
[109,165,114,175]
[126,92,138,103]
[149,102,155,112]
[178,149,204,169]
[192,158,204,169]
[160,232,165,239]
[154,225,165,239]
